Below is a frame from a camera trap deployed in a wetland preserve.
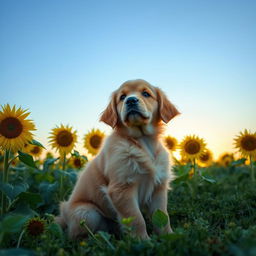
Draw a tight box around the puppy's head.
[100,79,180,134]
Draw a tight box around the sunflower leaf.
[72,150,80,157]
[173,173,189,184]
[81,155,88,161]
[48,222,64,242]
[201,175,216,183]
[152,209,168,229]
[29,139,45,149]
[0,249,35,256]
[230,159,245,167]
[0,182,29,201]
[43,158,59,171]
[16,192,43,209]
[1,214,29,233]
[18,151,37,168]
[230,158,247,166]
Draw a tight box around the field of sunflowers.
[0,104,256,256]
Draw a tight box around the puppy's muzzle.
[124,96,149,121]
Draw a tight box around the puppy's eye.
[120,94,126,101]
[142,91,151,97]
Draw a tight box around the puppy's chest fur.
[105,137,171,205]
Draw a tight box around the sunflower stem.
[16,229,25,248]
[193,158,197,176]
[62,152,66,171]
[80,219,102,246]
[1,149,10,216]
[250,155,255,182]
[59,153,66,200]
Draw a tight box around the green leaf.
[0,182,29,201]
[152,209,168,229]
[0,249,36,256]
[231,158,247,166]
[11,203,38,217]
[1,214,29,233]
[173,164,191,176]
[17,192,43,208]
[39,182,59,204]
[43,157,59,171]
[160,233,183,241]
[81,155,88,161]
[72,150,80,157]
[18,151,36,168]
[48,222,64,241]
[201,175,216,184]
[173,173,189,184]
[29,139,45,149]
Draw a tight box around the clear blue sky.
[1,0,255,158]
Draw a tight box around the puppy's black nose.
[126,97,139,106]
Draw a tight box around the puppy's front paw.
[166,225,174,234]
[138,232,150,240]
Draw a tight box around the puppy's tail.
[55,201,69,229]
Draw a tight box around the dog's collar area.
[125,136,143,149]
[120,134,159,160]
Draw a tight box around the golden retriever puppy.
[55,79,180,239]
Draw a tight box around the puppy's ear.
[156,87,180,123]
[100,92,118,128]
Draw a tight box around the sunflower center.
[200,152,209,162]
[166,139,175,150]
[90,135,102,149]
[184,140,201,155]
[27,220,45,236]
[56,131,73,147]
[240,135,256,151]
[31,146,40,154]
[0,117,23,138]
[74,158,81,167]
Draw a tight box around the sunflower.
[70,156,87,169]
[25,217,46,237]
[0,104,36,152]
[218,153,234,167]
[26,144,43,158]
[179,135,206,161]
[164,136,178,151]
[234,129,256,158]
[84,129,105,155]
[49,124,77,155]
[198,149,213,167]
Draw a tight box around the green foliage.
[18,151,37,168]
[152,209,168,229]
[29,139,45,149]
[0,156,256,256]
[231,158,247,166]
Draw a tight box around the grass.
[0,158,256,256]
